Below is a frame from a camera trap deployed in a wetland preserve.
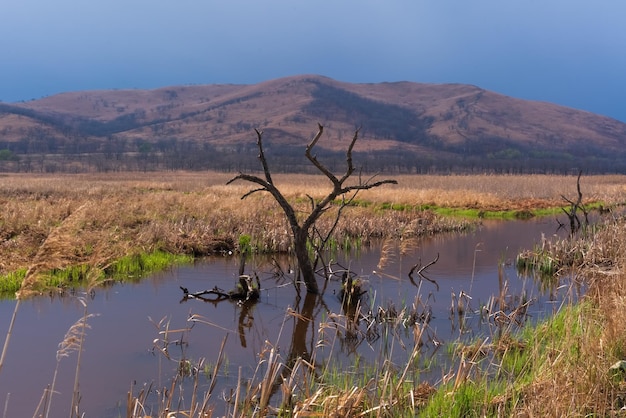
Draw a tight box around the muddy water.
[0,217,577,417]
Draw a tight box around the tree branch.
[255,128,274,185]
[338,127,359,184]
[227,171,299,235]
[228,124,397,294]
[305,124,341,189]
[560,170,587,234]
[408,253,440,291]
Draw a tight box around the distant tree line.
[1,139,625,174]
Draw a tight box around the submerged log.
[338,271,367,308]
[180,274,260,303]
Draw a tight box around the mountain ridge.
[1,75,625,173]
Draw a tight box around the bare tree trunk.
[293,228,318,294]
[228,124,397,294]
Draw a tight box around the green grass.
[105,250,192,281]
[327,235,362,253]
[495,336,531,382]
[379,202,413,211]
[420,301,591,416]
[433,206,551,220]
[43,264,93,287]
[1,250,193,297]
[519,301,587,366]
[516,248,561,285]
[0,268,28,297]
[238,234,252,254]
[387,200,608,220]
[421,379,513,418]
[332,197,611,221]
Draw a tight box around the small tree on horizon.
[227,124,398,294]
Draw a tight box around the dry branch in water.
[409,253,440,291]
[560,170,590,234]
[179,274,260,303]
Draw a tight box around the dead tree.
[227,124,397,294]
[560,170,589,234]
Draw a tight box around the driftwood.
[180,275,260,303]
[408,253,440,291]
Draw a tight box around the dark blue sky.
[2,1,625,122]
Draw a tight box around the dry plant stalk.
[377,238,395,271]
[32,298,96,418]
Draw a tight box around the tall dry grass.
[277,172,626,210]
[1,171,624,295]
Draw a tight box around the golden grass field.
[1,171,625,293]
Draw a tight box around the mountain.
[1,75,625,173]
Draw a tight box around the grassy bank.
[424,215,626,416]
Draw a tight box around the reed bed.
[503,215,626,416]
[2,171,559,295]
[1,171,624,294]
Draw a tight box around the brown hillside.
[1,75,625,172]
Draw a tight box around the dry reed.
[504,215,626,415]
[2,171,548,294]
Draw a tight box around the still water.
[0,217,577,417]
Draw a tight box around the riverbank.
[423,215,626,416]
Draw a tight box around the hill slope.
[1,75,625,173]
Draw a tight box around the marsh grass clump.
[0,268,27,297]
[517,215,621,285]
[433,215,626,416]
[105,250,192,281]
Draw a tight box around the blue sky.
[2,1,625,122]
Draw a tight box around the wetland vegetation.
[1,171,626,416]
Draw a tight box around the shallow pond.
[0,217,580,417]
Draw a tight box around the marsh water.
[0,217,581,417]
